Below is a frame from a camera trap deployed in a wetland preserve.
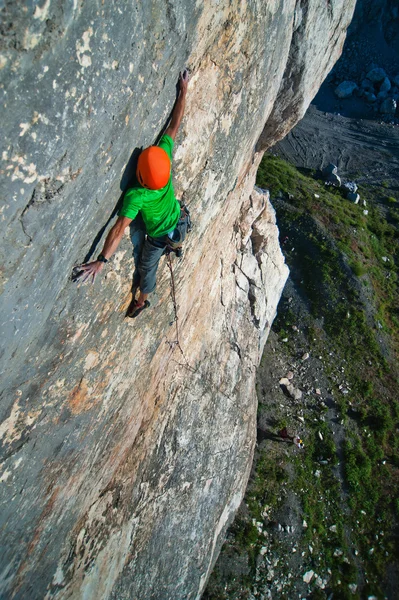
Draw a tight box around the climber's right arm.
[165,70,189,140]
[76,216,132,284]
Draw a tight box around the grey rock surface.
[379,76,391,93]
[279,377,303,401]
[344,181,358,194]
[323,163,338,176]
[334,80,358,98]
[361,78,373,90]
[326,173,342,187]
[366,67,388,82]
[348,192,361,204]
[365,91,377,103]
[274,103,399,188]
[0,1,355,599]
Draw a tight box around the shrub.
[351,261,366,277]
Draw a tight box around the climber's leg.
[127,236,165,318]
[136,235,167,300]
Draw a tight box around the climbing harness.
[166,203,191,252]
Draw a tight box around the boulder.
[361,78,373,90]
[343,181,358,194]
[323,163,338,176]
[303,570,315,584]
[334,80,358,98]
[326,173,341,186]
[377,91,388,101]
[393,75,399,87]
[279,378,303,401]
[380,98,397,114]
[379,77,391,93]
[348,192,360,204]
[315,576,326,589]
[366,67,387,83]
[364,92,377,103]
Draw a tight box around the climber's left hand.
[72,261,104,284]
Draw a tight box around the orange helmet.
[137,146,171,190]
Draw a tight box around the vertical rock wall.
[0,1,355,598]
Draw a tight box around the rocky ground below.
[204,151,399,599]
[274,104,399,189]
[204,295,358,599]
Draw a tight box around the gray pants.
[138,236,167,294]
[138,210,189,294]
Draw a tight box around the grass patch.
[256,153,399,596]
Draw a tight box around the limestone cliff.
[0,1,355,598]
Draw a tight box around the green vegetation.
[256,154,399,597]
[257,154,399,358]
[206,154,398,599]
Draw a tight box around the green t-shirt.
[119,134,180,238]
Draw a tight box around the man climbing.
[77,70,189,317]
[278,427,304,449]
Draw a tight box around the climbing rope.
[166,251,180,349]
[165,250,196,372]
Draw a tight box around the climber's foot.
[127,299,150,319]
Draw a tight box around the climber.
[278,427,304,449]
[75,69,190,318]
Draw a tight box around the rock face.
[0,1,355,598]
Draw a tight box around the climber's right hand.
[72,261,104,284]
